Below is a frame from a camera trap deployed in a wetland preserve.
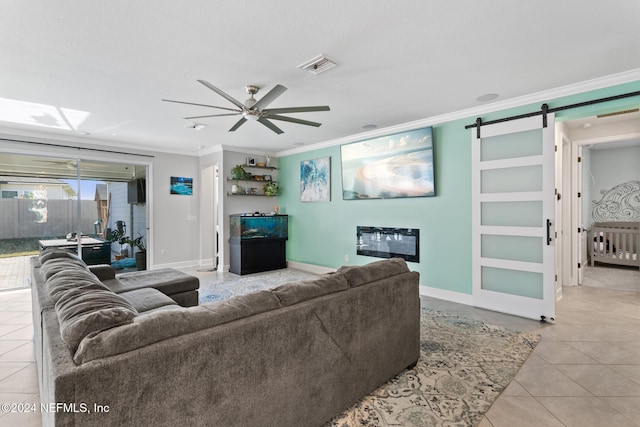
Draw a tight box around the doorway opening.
[557,109,640,292]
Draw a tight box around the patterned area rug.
[327,309,540,427]
[199,269,540,426]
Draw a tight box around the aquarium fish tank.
[230,215,288,240]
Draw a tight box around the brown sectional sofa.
[30,250,420,427]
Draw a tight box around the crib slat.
[589,222,640,269]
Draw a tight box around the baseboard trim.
[286,260,336,275]
[152,260,200,270]
[419,285,473,306]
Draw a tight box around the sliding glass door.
[0,153,147,290]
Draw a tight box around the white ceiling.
[1,1,640,156]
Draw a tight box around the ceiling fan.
[162,80,330,134]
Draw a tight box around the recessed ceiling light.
[185,122,207,130]
[362,124,377,130]
[294,142,305,146]
[582,123,592,129]
[476,93,499,102]
[78,131,90,136]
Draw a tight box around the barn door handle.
[546,219,553,245]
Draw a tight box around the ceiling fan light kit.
[162,81,330,134]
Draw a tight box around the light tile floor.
[0,265,638,426]
[0,256,31,291]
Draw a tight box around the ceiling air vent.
[596,108,639,119]
[185,122,207,130]
[297,54,337,75]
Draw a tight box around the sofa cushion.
[73,290,281,364]
[55,287,138,352]
[40,257,89,280]
[104,268,199,295]
[39,248,82,264]
[337,258,409,287]
[271,273,349,306]
[47,269,110,303]
[119,288,179,313]
[88,264,117,281]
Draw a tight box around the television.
[341,126,434,199]
[127,178,146,204]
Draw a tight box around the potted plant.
[263,181,279,197]
[125,234,146,270]
[106,227,128,259]
[231,164,250,180]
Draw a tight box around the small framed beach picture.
[170,176,193,195]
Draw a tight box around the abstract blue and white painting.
[341,127,434,199]
[300,157,330,202]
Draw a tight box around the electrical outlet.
[344,254,349,262]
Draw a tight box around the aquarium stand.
[228,214,288,275]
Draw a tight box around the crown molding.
[0,125,202,157]
[277,69,640,157]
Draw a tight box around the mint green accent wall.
[278,80,640,294]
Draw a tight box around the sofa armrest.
[88,264,116,281]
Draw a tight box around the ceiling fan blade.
[184,113,240,119]
[251,84,287,111]
[161,99,239,112]
[257,117,284,134]
[197,80,246,110]
[266,114,322,127]
[264,106,330,114]
[229,117,247,132]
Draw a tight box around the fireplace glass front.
[356,226,419,263]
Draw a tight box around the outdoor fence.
[0,199,99,239]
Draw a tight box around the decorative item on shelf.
[231,184,240,194]
[256,162,266,167]
[274,205,279,214]
[263,174,272,182]
[265,155,271,167]
[250,187,258,195]
[246,157,256,166]
[263,181,279,197]
[231,164,250,180]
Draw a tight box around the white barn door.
[472,114,556,321]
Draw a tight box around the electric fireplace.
[356,226,419,263]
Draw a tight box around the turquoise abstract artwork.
[300,157,331,202]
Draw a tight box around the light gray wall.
[152,152,200,267]
[589,145,640,224]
